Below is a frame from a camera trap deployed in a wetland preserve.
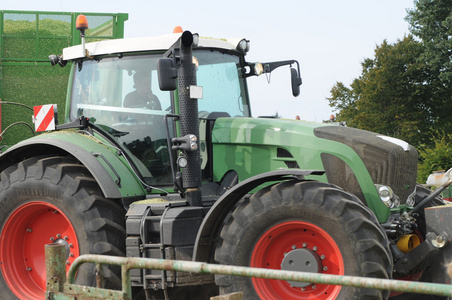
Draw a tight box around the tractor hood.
[210,117,418,219]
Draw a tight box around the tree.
[328,81,360,127]
[417,134,452,183]
[328,36,434,147]
[272,111,283,119]
[406,0,452,85]
[329,1,452,148]
[406,0,452,135]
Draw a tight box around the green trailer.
[0,10,128,146]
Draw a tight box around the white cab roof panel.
[63,33,243,60]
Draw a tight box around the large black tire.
[215,180,393,300]
[0,156,126,300]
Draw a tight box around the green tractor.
[0,18,450,300]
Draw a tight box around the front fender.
[193,169,324,262]
[0,131,146,199]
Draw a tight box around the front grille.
[314,126,418,205]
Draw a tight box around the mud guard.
[193,169,325,262]
[0,135,145,199]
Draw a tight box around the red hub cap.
[0,201,80,300]
[251,221,344,300]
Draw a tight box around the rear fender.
[193,169,324,262]
[0,133,146,199]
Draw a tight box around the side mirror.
[291,67,302,97]
[157,58,178,91]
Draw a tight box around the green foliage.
[2,19,71,60]
[0,12,125,147]
[329,0,452,149]
[1,18,71,145]
[406,0,452,85]
[3,18,71,36]
[1,65,69,145]
[417,135,452,183]
[406,0,452,140]
[328,36,434,147]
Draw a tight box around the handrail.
[45,243,452,299]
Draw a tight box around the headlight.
[254,63,264,76]
[375,184,400,208]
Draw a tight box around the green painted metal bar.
[62,254,452,298]
[45,243,67,293]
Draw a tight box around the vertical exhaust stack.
[178,31,202,206]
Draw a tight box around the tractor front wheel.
[0,156,126,300]
[215,180,392,300]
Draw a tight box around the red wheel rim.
[251,221,344,300]
[0,201,80,300]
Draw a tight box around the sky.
[1,0,415,122]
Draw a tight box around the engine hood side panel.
[210,118,404,222]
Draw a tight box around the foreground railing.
[45,243,452,300]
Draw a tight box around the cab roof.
[62,32,247,60]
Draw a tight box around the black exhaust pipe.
[178,31,202,206]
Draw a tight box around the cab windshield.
[69,50,250,186]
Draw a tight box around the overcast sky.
[2,0,415,121]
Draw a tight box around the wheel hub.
[52,236,71,260]
[281,248,322,287]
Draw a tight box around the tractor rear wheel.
[215,180,392,300]
[0,156,126,300]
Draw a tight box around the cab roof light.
[236,39,250,54]
[76,14,89,58]
[76,14,89,33]
[173,26,183,33]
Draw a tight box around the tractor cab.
[60,29,300,193]
[64,36,251,188]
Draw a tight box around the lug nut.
[323,266,328,271]
[291,245,296,250]
[26,228,32,232]
[311,284,316,289]
[313,246,318,251]
[320,255,325,260]
[26,267,32,271]
[302,243,307,248]
[50,237,55,242]
[56,233,61,238]
[64,236,69,241]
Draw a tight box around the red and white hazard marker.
[33,104,57,132]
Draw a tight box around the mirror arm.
[263,60,299,73]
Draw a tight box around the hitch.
[393,232,445,277]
